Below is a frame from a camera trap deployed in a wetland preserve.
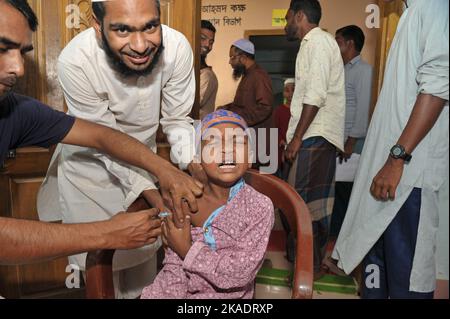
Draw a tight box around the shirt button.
[204,227,209,234]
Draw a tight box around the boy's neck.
[190,181,232,228]
[204,182,231,201]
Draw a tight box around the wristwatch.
[390,144,412,163]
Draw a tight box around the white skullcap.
[232,39,255,55]
[284,78,295,86]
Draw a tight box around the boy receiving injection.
[141,110,274,299]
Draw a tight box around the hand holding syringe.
[158,212,172,219]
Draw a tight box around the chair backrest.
[244,169,313,299]
[85,169,313,299]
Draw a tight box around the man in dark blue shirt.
[0,0,203,265]
[0,94,76,164]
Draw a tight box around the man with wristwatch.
[332,0,448,299]
[390,144,412,163]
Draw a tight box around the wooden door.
[0,0,201,298]
[371,0,405,117]
[163,0,201,119]
[0,149,74,299]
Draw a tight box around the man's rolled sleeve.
[302,43,331,108]
[416,1,449,102]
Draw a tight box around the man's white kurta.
[37,25,196,271]
[332,0,449,293]
[286,27,346,152]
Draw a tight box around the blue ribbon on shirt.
[202,178,246,251]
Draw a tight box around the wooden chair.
[85,169,313,299]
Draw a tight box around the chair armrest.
[85,249,115,299]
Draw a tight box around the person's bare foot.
[322,256,347,277]
[314,268,326,281]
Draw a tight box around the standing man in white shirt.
[199,20,218,119]
[333,0,448,298]
[283,0,345,279]
[38,0,199,299]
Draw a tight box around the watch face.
[392,147,402,157]
[390,145,411,162]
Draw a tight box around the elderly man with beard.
[37,0,199,299]
[219,39,273,169]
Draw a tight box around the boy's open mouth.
[219,161,237,169]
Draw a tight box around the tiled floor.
[254,210,360,299]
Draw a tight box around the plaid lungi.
[288,136,337,272]
[288,136,336,221]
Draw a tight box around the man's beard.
[101,28,164,77]
[285,24,298,42]
[232,64,246,80]
[201,46,211,57]
[201,55,208,68]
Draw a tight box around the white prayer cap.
[232,39,255,55]
[284,78,295,86]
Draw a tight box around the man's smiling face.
[95,0,163,76]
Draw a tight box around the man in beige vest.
[199,20,218,119]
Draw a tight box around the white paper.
[335,154,361,182]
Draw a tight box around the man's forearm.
[370,94,446,201]
[396,94,446,154]
[63,118,203,224]
[293,104,319,140]
[346,136,358,149]
[251,103,273,127]
[0,217,106,265]
[62,119,174,180]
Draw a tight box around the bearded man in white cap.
[219,38,273,169]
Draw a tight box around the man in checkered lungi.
[287,138,338,278]
[284,0,346,279]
